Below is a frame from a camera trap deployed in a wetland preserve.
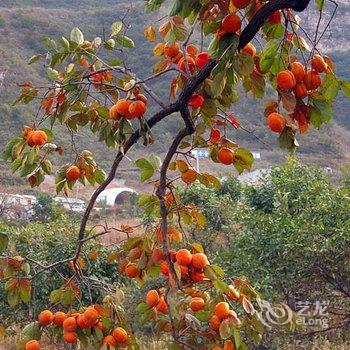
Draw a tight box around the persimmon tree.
[2,0,350,349]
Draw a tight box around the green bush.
[0,215,123,326]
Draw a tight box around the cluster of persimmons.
[267,54,332,134]
[25,306,128,349]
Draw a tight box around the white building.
[53,196,86,212]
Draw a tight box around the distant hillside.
[0,0,349,176]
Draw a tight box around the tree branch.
[73,0,313,262]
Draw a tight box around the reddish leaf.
[227,113,240,129]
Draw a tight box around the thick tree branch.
[74,0,313,261]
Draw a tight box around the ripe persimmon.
[125,263,140,278]
[290,62,305,82]
[221,14,241,33]
[156,297,169,314]
[25,340,40,350]
[323,55,334,72]
[146,290,160,308]
[189,297,205,312]
[103,335,117,347]
[128,100,147,118]
[164,42,180,59]
[181,169,197,184]
[129,247,143,260]
[209,315,221,331]
[112,327,128,343]
[63,332,78,344]
[192,253,209,269]
[176,249,192,266]
[109,104,121,120]
[83,307,99,326]
[276,70,296,90]
[38,310,53,326]
[294,82,308,99]
[311,54,328,73]
[53,311,67,327]
[178,56,196,73]
[186,44,198,57]
[214,301,231,320]
[188,94,205,108]
[212,347,223,350]
[160,260,169,276]
[191,271,205,282]
[115,99,131,117]
[218,147,235,165]
[76,314,89,329]
[267,113,285,133]
[196,52,211,69]
[268,10,281,24]
[28,130,47,147]
[242,43,256,57]
[232,0,251,8]
[180,264,189,277]
[66,165,81,181]
[304,70,321,90]
[223,340,235,350]
[152,248,164,263]
[63,317,77,332]
[136,93,148,106]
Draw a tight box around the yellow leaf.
[191,210,207,229]
[191,242,204,253]
[0,325,6,339]
[144,26,156,42]
[153,60,169,73]
[153,43,164,56]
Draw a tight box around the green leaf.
[94,168,106,185]
[70,27,84,45]
[50,289,61,303]
[21,263,30,275]
[315,0,325,11]
[320,74,340,100]
[0,232,9,253]
[195,310,211,322]
[310,98,333,128]
[115,35,135,48]
[46,68,59,81]
[19,285,31,304]
[260,41,279,72]
[233,53,255,76]
[41,160,52,175]
[7,289,20,307]
[340,81,350,97]
[60,289,74,305]
[234,148,254,174]
[108,58,122,67]
[21,322,41,340]
[11,158,23,173]
[28,55,43,65]
[213,279,229,293]
[135,158,154,181]
[43,37,57,51]
[110,21,123,36]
